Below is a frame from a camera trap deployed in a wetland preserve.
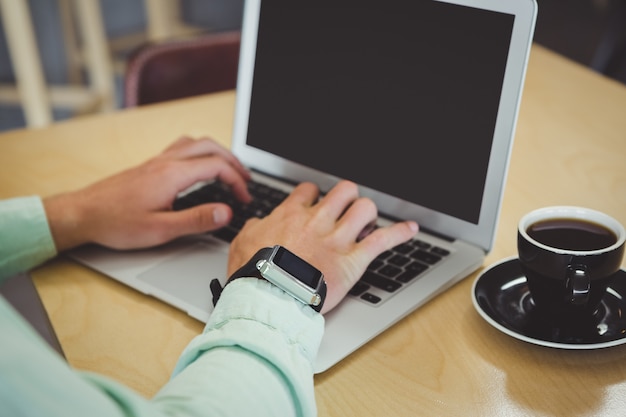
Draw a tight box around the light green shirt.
[0,196,323,417]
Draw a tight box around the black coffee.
[527,218,617,251]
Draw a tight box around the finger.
[163,137,251,181]
[283,182,320,207]
[170,157,252,203]
[153,203,234,243]
[357,221,378,242]
[168,137,246,167]
[316,180,360,220]
[162,136,194,153]
[163,136,220,157]
[334,197,378,241]
[358,220,419,258]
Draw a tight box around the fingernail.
[213,207,228,225]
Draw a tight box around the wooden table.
[1,44,625,416]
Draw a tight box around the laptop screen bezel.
[231,0,537,253]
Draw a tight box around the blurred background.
[0,0,624,133]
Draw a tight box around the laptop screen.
[245,2,514,225]
[233,0,536,252]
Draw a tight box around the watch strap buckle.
[210,278,224,307]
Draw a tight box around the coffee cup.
[518,206,625,318]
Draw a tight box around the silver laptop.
[70,0,537,373]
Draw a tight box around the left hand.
[43,136,252,252]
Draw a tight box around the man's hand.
[43,136,252,252]
[229,180,419,314]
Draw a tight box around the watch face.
[273,246,322,288]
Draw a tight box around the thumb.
[166,204,232,238]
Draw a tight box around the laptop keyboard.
[174,180,289,243]
[173,180,451,306]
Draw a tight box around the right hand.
[228,180,419,314]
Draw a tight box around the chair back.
[124,31,240,107]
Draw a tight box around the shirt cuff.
[171,277,324,387]
[0,196,57,281]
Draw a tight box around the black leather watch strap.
[229,247,274,282]
[210,247,272,307]
[210,246,326,312]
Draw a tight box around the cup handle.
[565,265,590,306]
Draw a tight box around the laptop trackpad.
[137,241,228,315]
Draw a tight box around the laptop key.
[387,254,411,267]
[361,271,402,292]
[348,281,370,296]
[214,227,238,243]
[396,262,429,283]
[412,250,441,265]
[378,264,402,279]
[412,240,431,250]
[393,242,413,254]
[431,246,450,257]
[367,258,384,271]
[360,293,381,304]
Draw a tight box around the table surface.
[1,44,625,416]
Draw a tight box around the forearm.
[1,278,322,417]
[164,278,323,417]
[154,347,301,416]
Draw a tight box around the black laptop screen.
[246,1,515,224]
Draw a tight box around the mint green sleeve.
[159,278,324,416]
[0,277,323,417]
[1,195,323,415]
[0,196,57,282]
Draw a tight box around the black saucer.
[472,257,626,349]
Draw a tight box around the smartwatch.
[210,245,327,312]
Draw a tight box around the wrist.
[43,192,88,252]
[213,246,327,313]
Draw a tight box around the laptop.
[70,0,537,373]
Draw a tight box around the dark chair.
[123,31,240,107]
[590,0,626,83]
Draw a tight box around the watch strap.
[210,247,272,307]
[229,247,274,281]
[210,247,326,312]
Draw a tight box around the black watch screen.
[273,246,322,288]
